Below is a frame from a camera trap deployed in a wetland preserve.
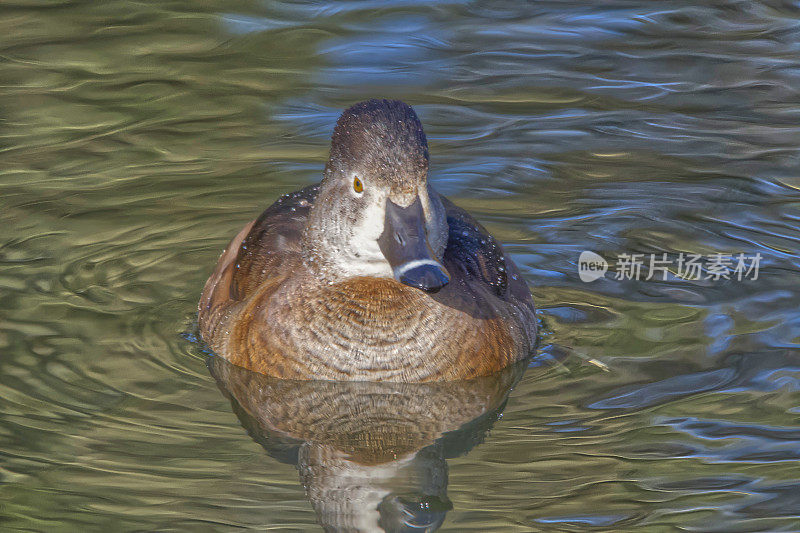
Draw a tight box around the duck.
[198,99,537,382]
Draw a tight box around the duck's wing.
[439,196,536,328]
[198,183,320,337]
[229,183,320,300]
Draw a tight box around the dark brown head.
[304,100,450,292]
[327,99,430,193]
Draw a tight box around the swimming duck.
[198,99,536,382]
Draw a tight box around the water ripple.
[2,0,800,530]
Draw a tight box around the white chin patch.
[336,199,394,279]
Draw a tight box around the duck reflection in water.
[209,356,529,532]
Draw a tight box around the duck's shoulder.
[198,183,320,333]
[228,183,320,300]
[438,195,536,342]
[440,196,512,298]
[240,182,321,254]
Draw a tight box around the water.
[2,1,800,531]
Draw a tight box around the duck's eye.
[353,177,363,193]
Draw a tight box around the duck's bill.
[378,197,450,293]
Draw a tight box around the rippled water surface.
[3,1,800,531]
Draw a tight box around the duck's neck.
[301,203,396,286]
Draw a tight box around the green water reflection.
[2,1,800,531]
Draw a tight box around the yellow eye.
[353,177,363,193]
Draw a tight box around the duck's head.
[303,99,450,292]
